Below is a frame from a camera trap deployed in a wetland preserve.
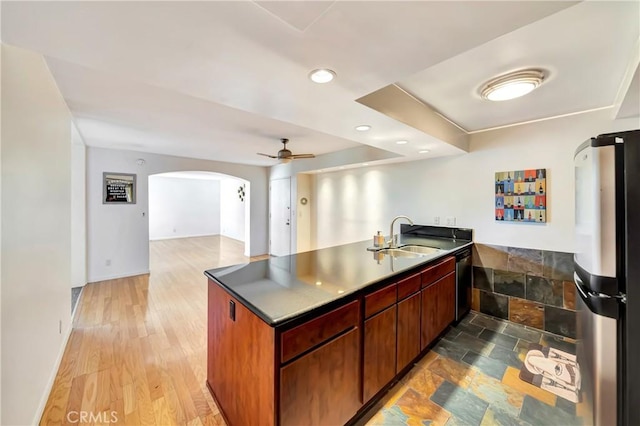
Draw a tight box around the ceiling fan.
[257,138,316,162]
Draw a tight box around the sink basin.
[397,245,443,255]
[375,248,424,259]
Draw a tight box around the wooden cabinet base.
[421,272,456,350]
[363,305,397,402]
[207,254,460,426]
[397,292,421,372]
[281,329,361,426]
[207,282,276,426]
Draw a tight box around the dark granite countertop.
[204,235,472,326]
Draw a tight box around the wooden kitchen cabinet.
[363,283,397,402]
[207,250,463,426]
[280,328,361,426]
[421,272,456,349]
[207,281,276,426]
[396,271,422,372]
[396,291,421,372]
[280,300,361,425]
[363,304,397,402]
[420,256,455,350]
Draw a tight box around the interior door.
[270,178,291,256]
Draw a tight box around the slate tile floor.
[365,310,583,426]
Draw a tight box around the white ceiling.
[398,1,640,132]
[2,1,638,167]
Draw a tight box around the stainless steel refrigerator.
[574,129,639,426]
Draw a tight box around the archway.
[147,171,251,272]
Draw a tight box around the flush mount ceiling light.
[355,125,371,131]
[396,140,408,145]
[309,68,336,83]
[480,69,545,101]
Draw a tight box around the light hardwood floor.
[40,236,267,425]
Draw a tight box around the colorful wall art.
[495,169,546,223]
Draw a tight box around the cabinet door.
[397,291,421,372]
[421,272,456,350]
[363,305,397,402]
[421,281,438,350]
[438,271,456,332]
[280,328,361,426]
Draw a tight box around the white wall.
[87,147,267,282]
[312,109,639,253]
[149,175,221,240]
[71,123,86,288]
[1,44,73,425]
[295,174,313,253]
[220,177,247,242]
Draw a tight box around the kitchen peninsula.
[205,226,472,426]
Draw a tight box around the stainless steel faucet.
[388,215,414,248]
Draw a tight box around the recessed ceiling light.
[339,166,345,169]
[337,290,344,294]
[419,150,430,154]
[362,163,369,166]
[355,125,371,132]
[396,140,408,145]
[315,281,322,286]
[481,69,545,101]
[309,68,336,84]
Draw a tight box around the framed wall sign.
[103,172,136,204]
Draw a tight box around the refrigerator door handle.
[574,272,590,299]
[575,272,626,302]
[574,272,620,319]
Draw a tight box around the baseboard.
[33,321,73,425]
[70,286,85,320]
[87,270,150,284]
[149,233,220,241]
[219,233,245,243]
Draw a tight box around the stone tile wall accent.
[472,244,576,339]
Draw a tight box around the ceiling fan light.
[309,68,336,84]
[481,69,545,101]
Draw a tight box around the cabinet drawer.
[397,272,421,300]
[281,300,359,364]
[421,256,455,288]
[364,284,397,318]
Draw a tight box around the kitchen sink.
[397,245,443,255]
[375,248,424,259]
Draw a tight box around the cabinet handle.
[229,300,236,321]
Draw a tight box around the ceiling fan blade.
[290,154,316,159]
[257,153,278,159]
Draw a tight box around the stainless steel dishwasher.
[455,248,472,321]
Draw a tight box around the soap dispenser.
[374,231,384,247]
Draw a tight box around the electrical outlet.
[105,259,111,266]
[446,216,456,226]
[433,216,440,225]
